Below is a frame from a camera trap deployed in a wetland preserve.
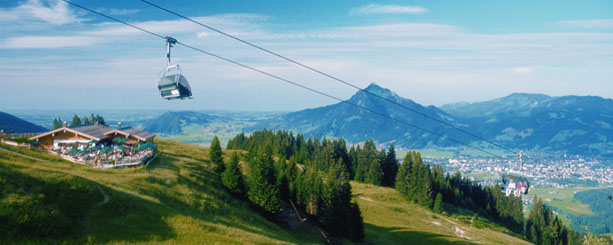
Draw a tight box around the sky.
[1,0,612,111]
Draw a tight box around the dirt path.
[0,146,50,162]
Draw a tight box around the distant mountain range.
[142,111,218,134]
[441,93,613,156]
[0,111,47,133]
[256,83,468,148]
[256,84,613,156]
[3,86,610,156]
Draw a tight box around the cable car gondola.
[158,37,192,100]
[501,150,530,197]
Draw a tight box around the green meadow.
[1,140,531,244]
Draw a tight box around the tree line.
[214,135,364,242]
[226,129,589,244]
[52,114,106,129]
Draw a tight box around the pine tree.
[433,193,443,214]
[95,114,105,125]
[366,159,383,186]
[286,159,298,201]
[83,116,91,125]
[320,159,364,242]
[69,114,82,127]
[395,155,411,197]
[52,117,63,129]
[299,168,322,216]
[221,153,245,196]
[320,159,351,234]
[210,136,224,173]
[247,150,281,215]
[275,158,289,201]
[382,144,398,187]
[420,164,434,208]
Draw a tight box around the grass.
[1,140,533,244]
[0,140,320,244]
[352,182,530,245]
[527,187,594,216]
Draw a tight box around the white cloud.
[1,8,612,109]
[0,0,82,25]
[2,36,100,48]
[558,19,613,29]
[513,67,534,74]
[351,4,426,15]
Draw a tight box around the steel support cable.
[140,0,519,156]
[63,0,502,157]
[61,0,613,201]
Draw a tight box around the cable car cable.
[140,0,519,156]
[62,0,502,158]
[62,0,613,201]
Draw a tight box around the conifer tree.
[275,158,289,201]
[95,114,105,125]
[286,159,298,200]
[320,159,364,242]
[420,164,434,208]
[433,193,443,214]
[83,116,91,125]
[210,136,224,173]
[395,154,412,197]
[298,168,322,216]
[221,153,245,196]
[382,144,398,187]
[320,159,351,234]
[366,159,383,186]
[69,114,81,127]
[247,149,281,215]
[52,117,63,129]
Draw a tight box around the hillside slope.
[1,140,530,244]
[353,182,530,245]
[0,111,47,133]
[0,140,319,244]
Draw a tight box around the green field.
[525,187,600,226]
[528,187,594,217]
[0,141,320,244]
[353,182,529,245]
[1,140,531,244]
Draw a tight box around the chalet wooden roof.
[104,126,156,141]
[30,123,155,142]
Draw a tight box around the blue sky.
[1,0,612,111]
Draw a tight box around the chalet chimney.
[63,121,67,127]
[118,122,122,128]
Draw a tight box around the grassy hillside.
[352,182,531,245]
[0,140,320,244]
[1,140,531,244]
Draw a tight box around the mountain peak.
[363,83,397,99]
